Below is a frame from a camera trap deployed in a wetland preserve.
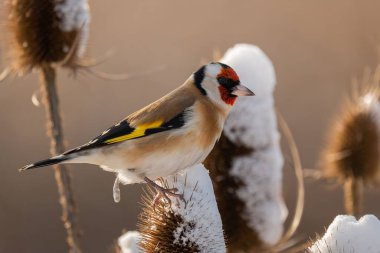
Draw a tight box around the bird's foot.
[144,177,185,209]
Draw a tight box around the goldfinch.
[21,62,254,203]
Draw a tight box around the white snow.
[220,43,287,245]
[118,231,141,253]
[159,164,226,253]
[55,0,90,57]
[308,215,380,253]
[361,92,380,133]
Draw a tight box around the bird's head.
[193,62,254,108]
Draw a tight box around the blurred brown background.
[1,0,380,252]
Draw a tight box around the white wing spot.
[102,129,110,135]
[89,139,98,144]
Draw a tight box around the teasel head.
[322,87,380,183]
[204,44,291,252]
[138,164,226,253]
[320,78,380,216]
[5,0,90,75]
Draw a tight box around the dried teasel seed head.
[308,215,380,253]
[321,88,380,185]
[6,0,90,74]
[138,164,226,253]
[204,44,287,251]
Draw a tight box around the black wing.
[64,111,187,156]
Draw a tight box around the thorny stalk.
[40,65,82,253]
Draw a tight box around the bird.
[20,62,254,205]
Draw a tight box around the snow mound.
[55,0,90,56]
[221,43,276,97]
[118,231,141,253]
[308,215,380,253]
[220,43,287,245]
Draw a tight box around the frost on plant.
[138,164,226,253]
[308,215,380,253]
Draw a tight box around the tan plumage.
[128,81,197,124]
[21,62,254,202]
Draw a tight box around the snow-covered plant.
[320,81,380,217]
[308,215,380,253]
[5,0,90,74]
[137,164,226,253]
[204,43,287,251]
[117,231,141,253]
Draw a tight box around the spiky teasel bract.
[321,81,380,216]
[204,44,288,252]
[138,164,226,253]
[5,0,90,74]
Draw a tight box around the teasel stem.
[270,111,305,252]
[40,65,82,253]
[344,177,363,217]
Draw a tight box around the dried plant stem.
[344,177,363,217]
[40,65,82,253]
[276,111,305,244]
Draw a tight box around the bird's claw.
[153,187,184,206]
[144,177,185,210]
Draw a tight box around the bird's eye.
[217,77,236,89]
[217,77,228,85]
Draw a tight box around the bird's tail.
[20,155,70,171]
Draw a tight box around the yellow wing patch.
[104,120,164,144]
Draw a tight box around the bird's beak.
[231,84,255,96]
